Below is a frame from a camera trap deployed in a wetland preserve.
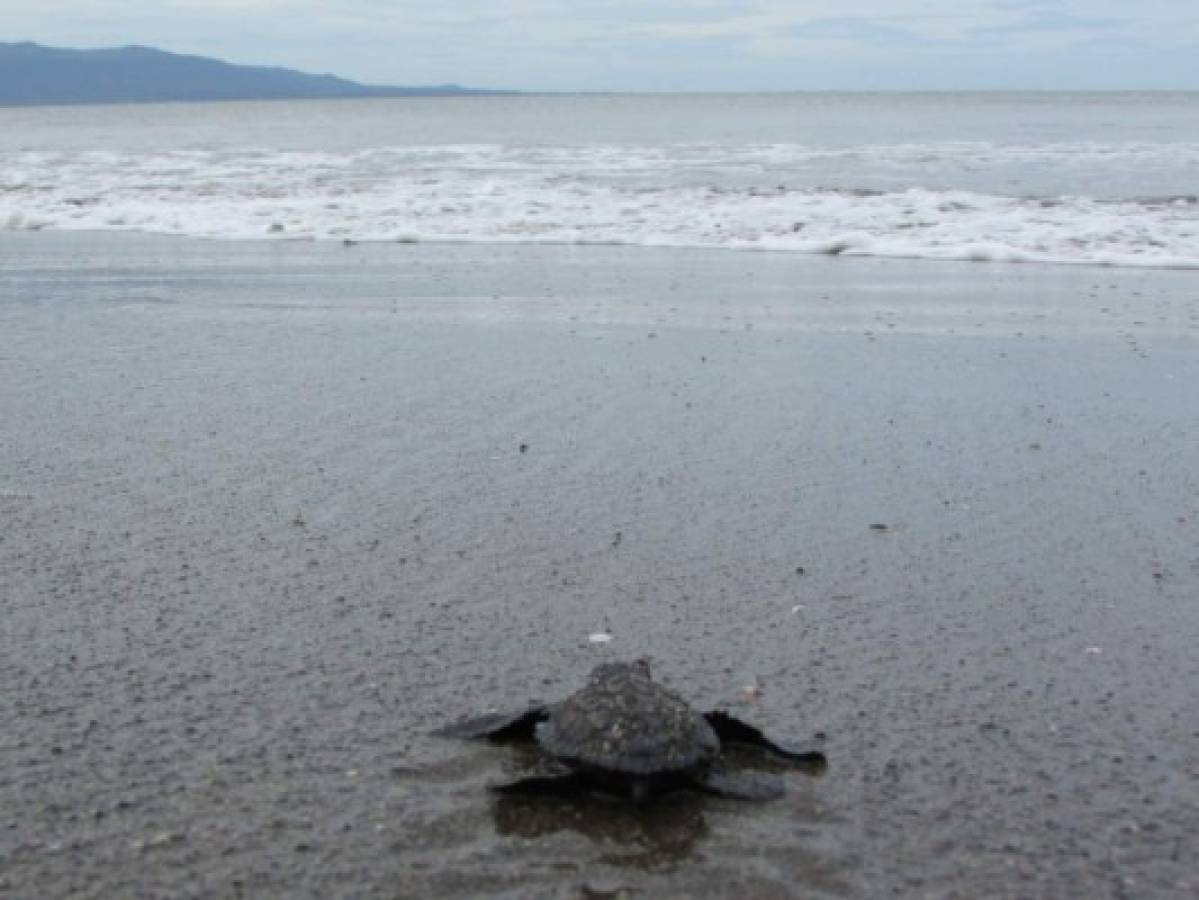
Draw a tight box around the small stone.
[580,881,634,899]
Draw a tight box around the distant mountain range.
[0,42,510,105]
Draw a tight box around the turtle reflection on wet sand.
[433,659,827,801]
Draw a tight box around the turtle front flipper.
[432,705,548,741]
[703,710,828,772]
[691,770,786,801]
[489,772,591,797]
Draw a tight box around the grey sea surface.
[5,93,1199,267]
[4,91,1199,196]
[2,232,1198,898]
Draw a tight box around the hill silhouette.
[0,42,507,105]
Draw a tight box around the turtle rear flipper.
[489,772,590,797]
[692,771,786,801]
[704,710,828,773]
[432,705,547,741]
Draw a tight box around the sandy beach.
[2,231,1197,898]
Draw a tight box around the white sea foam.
[2,142,1197,269]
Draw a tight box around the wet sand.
[1,232,1197,898]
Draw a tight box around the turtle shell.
[536,660,719,775]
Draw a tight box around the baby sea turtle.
[433,659,826,801]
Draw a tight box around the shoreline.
[2,232,1197,897]
[7,221,1199,273]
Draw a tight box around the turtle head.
[589,657,653,683]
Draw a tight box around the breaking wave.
[3,142,1197,269]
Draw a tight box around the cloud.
[788,17,934,47]
[1,0,1196,90]
[989,0,1064,10]
[973,9,1122,37]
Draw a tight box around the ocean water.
[2,92,1198,269]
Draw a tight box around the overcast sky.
[5,1,1198,91]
